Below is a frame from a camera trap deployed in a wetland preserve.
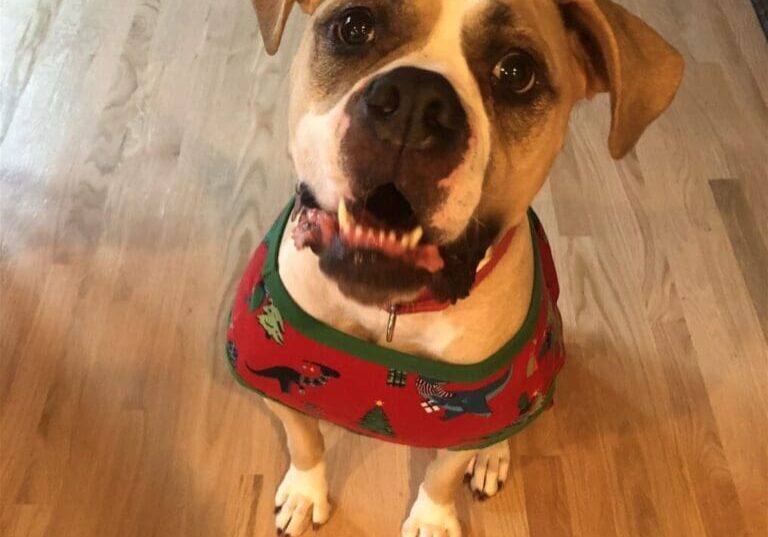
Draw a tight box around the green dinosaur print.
[258,299,285,345]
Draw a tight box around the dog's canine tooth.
[408,227,423,249]
[338,200,350,232]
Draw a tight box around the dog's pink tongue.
[292,209,337,250]
[409,245,444,273]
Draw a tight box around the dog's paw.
[401,486,462,537]
[274,462,331,536]
[465,441,510,500]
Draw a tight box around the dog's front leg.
[402,449,477,537]
[265,399,331,536]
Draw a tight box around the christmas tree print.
[258,299,285,345]
[358,401,394,437]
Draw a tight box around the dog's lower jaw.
[318,239,431,306]
[402,485,463,537]
[317,218,501,307]
[430,218,501,304]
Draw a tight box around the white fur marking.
[292,103,352,210]
[275,462,331,532]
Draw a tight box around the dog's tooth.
[388,231,397,244]
[408,226,424,248]
[354,225,364,239]
[400,235,409,249]
[338,200,350,232]
[367,228,375,240]
[378,230,386,244]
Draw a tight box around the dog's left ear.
[559,0,684,158]
[251,0,323,55]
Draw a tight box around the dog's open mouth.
[291,183,444,274]
[289,183,500,306]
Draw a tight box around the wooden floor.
[1,1,766,536]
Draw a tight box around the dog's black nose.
[363,67,468,151]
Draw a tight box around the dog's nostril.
[365,82,400,116]
[424,100,456,132]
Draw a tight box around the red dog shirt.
[226,200,565,450]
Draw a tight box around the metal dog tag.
[386,305,398,342]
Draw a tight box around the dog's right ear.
[251,0,323,55]
[559,0,684,159]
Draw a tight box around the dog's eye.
[336,7,375,47]
[492,51,537,94]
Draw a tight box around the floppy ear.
[559,0,684,158]
[251,0,323,55]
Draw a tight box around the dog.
[227,1,683,535]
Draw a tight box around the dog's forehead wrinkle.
[462,0,559,63]
[477,0,519,28]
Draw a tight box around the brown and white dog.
[247,1,683,535]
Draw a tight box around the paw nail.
[275,506,283,514]
[313,523,320,531]
[277,530,283,536]
[498,480,504,491]
[463,473,471,483]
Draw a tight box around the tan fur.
[247,1,683,535]
[265,399,325,470]
[422,450,478,505]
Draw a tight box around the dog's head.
[252,0,683,306]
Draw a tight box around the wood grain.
[710,178,768,342]
[1,1,766,536]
